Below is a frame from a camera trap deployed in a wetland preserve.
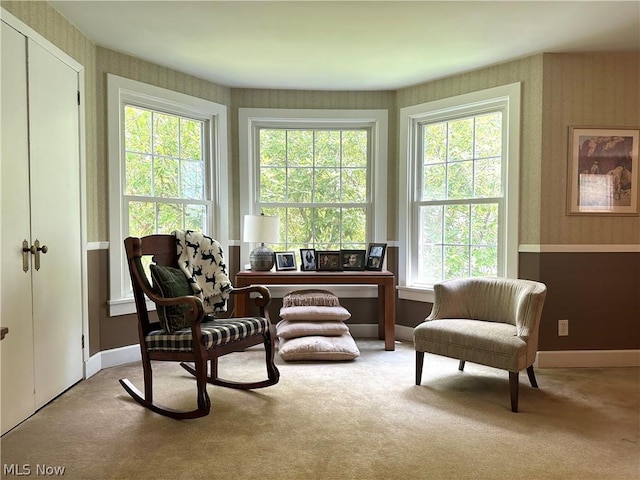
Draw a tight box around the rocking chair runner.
[120,234,280,419]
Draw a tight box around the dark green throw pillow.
[150,264,194,333]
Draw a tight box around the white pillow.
[278,333,360,361]
[276,320,349,339]
[279,305,351,321]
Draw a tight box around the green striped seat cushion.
[145,317,269,352]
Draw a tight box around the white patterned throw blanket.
[173,230,232,314]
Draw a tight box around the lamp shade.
[243,214,280,244]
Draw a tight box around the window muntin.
[257,127,371,251]
[416,112,503,285]
[123,105,209,236]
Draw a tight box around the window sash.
[122,105,212,241]
[257,127,371,250]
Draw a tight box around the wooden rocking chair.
[120,234,279,419]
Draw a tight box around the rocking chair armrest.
[229,285,272,309]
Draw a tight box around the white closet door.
[27,38,84,409]
[0,22,36,435]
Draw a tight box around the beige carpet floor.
[1,340,638,480]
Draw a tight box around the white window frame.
[107,75,229,316]
[398,83,521,303]
[239,108,388,297]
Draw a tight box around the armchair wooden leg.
[458,360,465,371]
[526,365,538,388]
[509,371,519,412]
[415,351,424,385]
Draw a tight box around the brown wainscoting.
[87,248,139,354]
[522,251,639,351]
[90,247,639,354]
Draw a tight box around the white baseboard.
[84,344,141,378]
[348,324,415,342]
[84,353,102,379]
[83,332,638,379]
[394,325,414,342]
[536,349,640,368]
[349,324,379,338]
[393,327,639,368]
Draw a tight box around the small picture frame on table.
[365,243,387,271]
[316,251,342,271]
[341,249,366,271]
[300,248,317,271]
[275,251,297,271]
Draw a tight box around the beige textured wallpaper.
[540,53,640,245]
[5,2,637,247]
[2,0,233,242]
[2,0,100,240]
[397,55,545,245]
[95,48,232,241]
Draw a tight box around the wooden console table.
[235,270,396,351]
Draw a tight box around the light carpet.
[1,340,638,480]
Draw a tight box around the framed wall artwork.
[316,251,342,271]
[275,251,297,271]
[567,127,639,215]
[365,243,387,271]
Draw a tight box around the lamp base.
[250,244,275,271]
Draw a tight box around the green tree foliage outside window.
[418,112,503,285]
[124,105,207,237]
[259,128,370,251]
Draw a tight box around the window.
[399,84,521,302]
[258,128,369,251]
[240,108,388,267]
[108,75,228,315]
[124,105,208,236]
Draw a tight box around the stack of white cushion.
[276,290,360,361]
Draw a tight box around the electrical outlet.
[558,319,569,336]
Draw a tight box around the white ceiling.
[49,0,640,91]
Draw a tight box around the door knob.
[22,240,30,272]
[29,239,48,271]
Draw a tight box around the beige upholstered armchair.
[414,277,547,412]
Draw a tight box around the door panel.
[27,39,84,409]
[0,22,36,435]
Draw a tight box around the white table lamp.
[243,214,280,271]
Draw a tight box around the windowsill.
[397,285,435,303]
[108,297,155,317]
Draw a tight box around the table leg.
[377,285,385,341]
[387,280,396,351]
[380,281,395,351]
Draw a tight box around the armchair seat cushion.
[414,319,527,372]
[145,317,269,352]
